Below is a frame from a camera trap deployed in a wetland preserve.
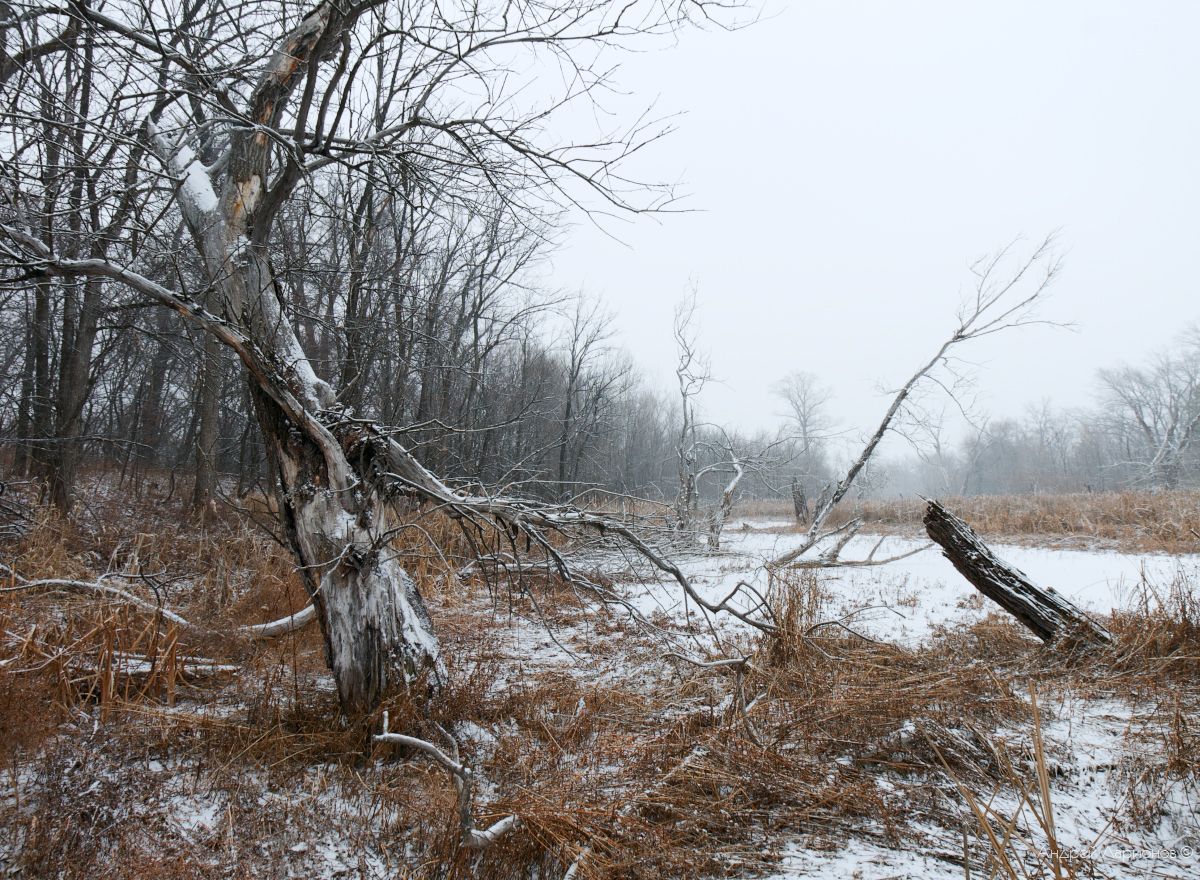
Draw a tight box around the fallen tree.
[0,561,318,640]
[922,498,1112,645]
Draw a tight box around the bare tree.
[555,296,624,498]
[0,0,737,714]
[774,371,833,459]
[671,288,710,536]
[1097,327,1200,489]
[1,14,150,511]
[771,234,1064,569]
[774,369,833,516]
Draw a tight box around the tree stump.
[923,499,1111,645]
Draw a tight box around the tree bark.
[706,453,742,551]
[142,2,443,712]
[791,478,809,524]
[923,499,1111,645]
[251,378,442,712]
[44,273,103,513]
[30,276,53,487]
[15,316,34,476]
[138,310,173,462]
[191,331,221,513]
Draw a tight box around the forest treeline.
[3,148,1197,510]
[0,172,824,509]
[0,0,1195,511]
[882,326,1200,497]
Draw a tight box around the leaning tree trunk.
[213,246,443,715]
[147,12,438,713]
[214,223,444,713]
[923,499,1111,645]
[5,210,447,715]
[251,376,442,712]
[147,3,446,714]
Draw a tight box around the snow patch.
[172,145,219,214]
[170,792,223,838]
[632,522,1199,645]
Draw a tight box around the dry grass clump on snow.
[2,477,1198,878]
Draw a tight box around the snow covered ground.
[760,696,1198,880]
[253,519,1200,878]
[4,514,1195,879]
[639,520,1200,645]
[609,518,1200,879]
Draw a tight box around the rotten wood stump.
[923,499,1112,646]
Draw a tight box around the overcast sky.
[542,0,1200,449]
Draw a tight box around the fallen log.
[923,499,1112,645]
[0,562,316,641]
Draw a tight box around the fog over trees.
[0,0,1196,709]
[879,328,1200,497]
[2,4,1198,875]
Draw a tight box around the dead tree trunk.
[790,478,809,524]
[706,451,742,551]
[923,499,1111,645]
[132,4,446,713]
[9,224,446,714]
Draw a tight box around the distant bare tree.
[774,369,833,509]
[555,297,627,499]
[671,289,710,535]
[1098,328,1200,489]
[772,234,1064,569]
[775,371,833,457]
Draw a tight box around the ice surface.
[630,523,1198,645]
[602,518,1199,878]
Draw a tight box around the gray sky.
[545,0,1200,444]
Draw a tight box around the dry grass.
[859,490,1200,553]
[740,489,1200,554]
[1,476,1198,878]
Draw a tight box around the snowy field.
[490,516,1200,879]
[4,514,1196,879]
[671,520,1200,645]
[695,520,1199,879]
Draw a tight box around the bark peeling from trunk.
[256,386,442,714]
